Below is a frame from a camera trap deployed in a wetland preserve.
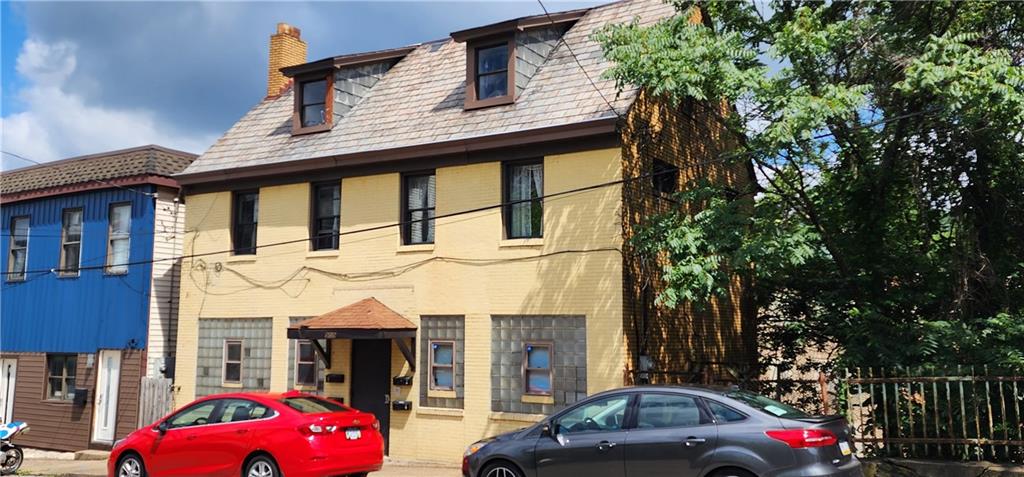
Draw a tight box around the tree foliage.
[597,1,1024,370]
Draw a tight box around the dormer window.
[465,36,515,109]
[292,74,333,135]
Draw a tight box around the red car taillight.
[371,420,380,431]
[765,429,838,448]
[298,423,338,436]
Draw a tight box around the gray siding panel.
[334,61,396,119]
[515,25,567,97]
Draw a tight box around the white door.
[0,359,15,423]
[92,350,121,443]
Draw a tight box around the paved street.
[20,456,461,477]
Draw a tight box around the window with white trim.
[523,342,553,396]
[7,216,29,281]
[223,340,243,385]
[429,341,455,391]
[59,208,83,276]
[295,341,317,387]
[106,203,131,274]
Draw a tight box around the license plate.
[345,429,361,440]
[839,441,852,456]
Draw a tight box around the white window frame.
[294,340,318,388]
[105,203,131,274]
[58,208,83,277]
[523,341,554,396]
[7,216,29,281]
[223,339,244,386]
[428,340,455,391]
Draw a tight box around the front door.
[350,339,391,453]
[0,359,16,423]
[535,393,633,477]
[92,350,121,443]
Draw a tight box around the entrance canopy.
[287,297,417,370]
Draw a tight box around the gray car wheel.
[117,454,146,477]
[482,461,523,477]
[245,456,279,477]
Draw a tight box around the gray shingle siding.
[515,25,568,97]
[196,318,273,397]
[491,315,586,415]
[334,60,396,120]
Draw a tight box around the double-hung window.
[106,203,131,274]
[232,191,259,255]
[465,37,515,109]
[311,183,340,251]
[523,342,553,396]
[504,161,543,238]
[59,208,83,276]
[46,354,77,401]
[295,341,317,387]
[7,216,29,281]
[429,341,455,391]
[300,79,328,127]
[403,173,436,245]
[223,340,243,385]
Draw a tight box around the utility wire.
[536,0,625,120]
[1,157,729,277]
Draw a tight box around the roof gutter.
[176,116,620,186]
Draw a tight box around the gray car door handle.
[684,437,707,447]
[596,441,617,452]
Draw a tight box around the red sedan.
[108,391,384,477]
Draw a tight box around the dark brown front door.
[350,339,391,453]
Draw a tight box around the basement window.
[293,74,333,135]
[465,36,515,109]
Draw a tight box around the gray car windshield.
[725,390,810,418]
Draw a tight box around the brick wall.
[620,91,758,384]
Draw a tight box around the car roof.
[191,390,317,403]
[590,384,739,398]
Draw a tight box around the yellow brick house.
[173,0,756,464]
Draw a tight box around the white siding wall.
[146,187,184,377]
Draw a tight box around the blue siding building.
[0,146,195,451]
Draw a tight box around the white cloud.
[1,38,216,168]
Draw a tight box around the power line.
[536,0,625,121]
[1,156,731,277]
[1,150,158,199]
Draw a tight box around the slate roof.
[1,145,197,196]
[291,297,417,331]
[181,0,675,178]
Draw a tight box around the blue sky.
[1,1,600,169]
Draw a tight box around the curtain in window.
[108,204,131,273]
[406,174,436,244]
[509,163,543,238]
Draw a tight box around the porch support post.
[394,337,415,372]
[311,338,332,367]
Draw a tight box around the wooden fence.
[842,367,1024,463]
[137,376,174,428]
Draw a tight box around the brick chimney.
[267,23,307,98]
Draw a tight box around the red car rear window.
[281,397,349,414]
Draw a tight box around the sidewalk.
[20,454,460,477]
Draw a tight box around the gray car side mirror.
[156,421,169,435]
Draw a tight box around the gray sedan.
[462,385,862,477]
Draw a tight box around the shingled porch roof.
[288,297,416,340]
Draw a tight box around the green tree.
[597,1,1024,371]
